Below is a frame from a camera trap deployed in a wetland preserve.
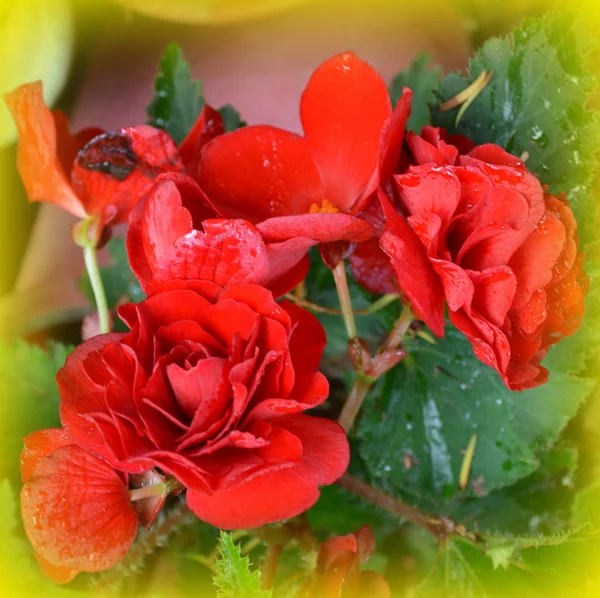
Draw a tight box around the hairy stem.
[92,500,195,593]
[338,474,452,538]
[83,244,110,334]
[332,261,357,339]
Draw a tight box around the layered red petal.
[186,414,349,529]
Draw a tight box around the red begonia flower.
[57,283,349,529]
[196,52,405,252]
[5,81,182,237]
[349,108,476,295]
[380,144,588,390]
[307,525,391,598]
[20,429,138,582]
[127,173,311,297]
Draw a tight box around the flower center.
[308,199,340,214]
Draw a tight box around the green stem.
[83,243,110,334]
[359,293,400,315]
[332,260,357,339]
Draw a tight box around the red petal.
[264,245,312,298]
[349,237,398,295]
[178,104,225,178]
[4,82,85,217]
[186,414,349,529]
[379,192,445,337]
[127,174,269,294]
[53,111,103,175]
[377,88,413,185]
[508,210,566,309]
[395,165,461,232]
[257,213,375,244]
[407,129,459,166]
[301,52,392,212]
[21,429,72,483]
[71,125,183,227]
[281,300,327,375]
[21,445,138,572]
[199,125,323,221]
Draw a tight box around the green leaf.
[390,53,441,133]
[357,326,594,510]
[416,528,600,598]
[79,237,144,311]
[147,42,205,144]
[214,532,271,598]
[450,440,579,535]
[415,538,492,598]
[0,341,71,484]
[432,11,600,246]
[218,104,247,132]
[572,482,600,529]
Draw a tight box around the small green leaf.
[79,237,144,311]
[147,43,205,144]
[0,341,71,485]
[357,326,594,510]
[432,11,600,246]
[389,53,441,133]
[214,532,271,598]
[218,104,247,132]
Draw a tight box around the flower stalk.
[332,260,357,339]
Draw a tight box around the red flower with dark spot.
[20,429,139,583]
[5,81,182,240]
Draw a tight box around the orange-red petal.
[21,445,138,573]
[4,82,85,218]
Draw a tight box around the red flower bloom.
[380,144,588,390]
[57,280,349,529]
[20,429,138,583]
[304,526,391,598]
[127,173,312,297]
[349,116,475,294]
[196,52,411,255]
[5,81,182,240]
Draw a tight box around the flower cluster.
[8,50,587,580]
